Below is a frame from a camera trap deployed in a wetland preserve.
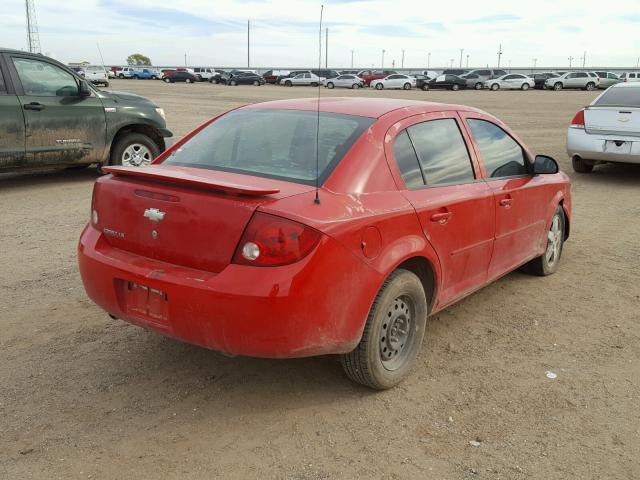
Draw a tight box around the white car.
[567,83,640,173]
[84,65,109,86]
[370,74,416,90]
[193,67,216,81]
[115,67,135,79]
[544,71,600,91]
[620,72,640,83]
[485,74,535,91]
[280,72,321,87]
[323,74,364,89]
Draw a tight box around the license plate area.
[118,280,169,323]
[604,140,632,154]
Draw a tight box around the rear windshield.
[163,109,375,185]
[594,87,640,107]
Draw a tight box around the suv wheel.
[340,269,428,389]
[475,82,483,90]
[585,82,596,91]
[163,77,171,83]
[110,133,160,168]
[118,74,124,79]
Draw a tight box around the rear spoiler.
[102,166,281,196]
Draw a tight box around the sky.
[3,0,640,69]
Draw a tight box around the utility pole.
[184,53,187,67]
[450,58,454,68]
[533,58,537,71]
[568,56,573,68]
[427,52,431,69]
[392,59,395,69]
[401,49,405,69]
[25,0,41,53]
[381,49,385,68]
[466,54,469,68]
[247,20,250,68]
[637,56,639,68]
[459,48,464,68]
[582,51,586,68]
[351,50,354,68]
[325,28,328,68]
[508,60,511,72]
[497,43,503,68]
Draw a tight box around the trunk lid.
[94,165,314,273]
[584,107,640,137]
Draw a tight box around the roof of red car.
[246,97,477,119]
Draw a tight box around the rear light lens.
[90,185,100,228]
[570,109,585,129]
[232,212,322,267]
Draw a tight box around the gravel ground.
[1,80,639,480]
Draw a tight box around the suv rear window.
[594,87,640,107]
[163,109,375,185]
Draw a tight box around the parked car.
[262,69,290,84]
[357,70,397,86]
[340,70,360,75]
[227,72,265,86]
[533,72,559,89]
[567,83,640,173]
[84,66,109,87]
[106,68,116,79]
[485,74,535,91]
[208,70,228,84]
[463,69,508,89]
[281,72,321,87]
[619,72,640,83]
[132,68,159,80]
[70,66,86,78]
[163,71,197,83]
[370,74,416,90]
[193,67,215,81]
[115,67,135,79]
[420,70,440,79]
[276,70,310,84]
[412,74,431,91]
[545,71,599,91]
[442,69,469,76]
[594,72,621,89]
[323,74,364,89]
[0,48,172,171]
[78,97,571,389]
[160,69,175,79]
[459,73,482,89]
[424,75,467,91]
[311,69,341,81]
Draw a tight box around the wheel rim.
[380,296,415,371]
[545,214,562,266]
[121,143,152,167]
[522,84,529,90]
[587,83,594,91]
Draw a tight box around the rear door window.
[467,119,528,178]
[393,130,424,189]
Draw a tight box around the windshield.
[593,87,640,107]
[163,109,375,185]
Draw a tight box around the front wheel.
[490,83,499,91]
[229,80,237,86]
[310,82,319,87]
[474,82,483,90]
[163,78,171,83]
[340,269,427,390]
[185,78,192,84]
[422,84,430,91]
[284,81,292,87]
[553,82,563,91]
[451,83,460,91]
[118,74,124,79]
[521,83,530,91]
[253,80,260,86]
[403,83,411,90]
[585,82,596,91]
[352,83,360,89]
[375,83,383,90]
[327,82,335,89]
[110,133,160,168]
[522,207,565,276]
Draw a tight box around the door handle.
[430,212,452,224]
[24,102,45,111]
[499,198,513,208]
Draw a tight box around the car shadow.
[0,166,100,190]
[572,162,640,185]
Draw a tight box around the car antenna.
[314,4,324,205]
[96,43,111,93]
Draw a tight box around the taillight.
[570,109,585,129]
[90,185,100,228]
[232,212,322,267]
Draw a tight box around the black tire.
[284,80,292,87]
[451,83,460,91]
[403,82,411,90]
[490,83,499,91]
[310,82,319,87]
[133,76,139,80]
[327,82,335,89]
[351,83,359,89]
[522,206,565,276]
[572,156,594,173]
[104,82,109,88]
[375,83,383,90]
[118,74,124,79]
[474,82,483,90]
[253,80,260,86]
[196,75,202,81]
[340,269,428,390]
[229,80,237,86]
[585,82,596,91]
[553,82,563,91]
[110,133,161,167]
[521,83,530,91]
[185,78,192,84]
[163,77,171,83]
[422,84,429,91]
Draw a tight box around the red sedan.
[78,98,571,389]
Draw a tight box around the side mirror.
[78,80,91,97]
[533,155,559,174]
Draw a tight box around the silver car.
[485,74,535,91]
[567,83,640,173]
[545,71,600,91]
[464,69,508,89]
[280,72,321,87]
[323,74,364,89]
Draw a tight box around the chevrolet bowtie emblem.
[144,208,166,222]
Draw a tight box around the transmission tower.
[25,0,41,53]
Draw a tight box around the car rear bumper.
[567,128,640,164]
[78,225,381,358]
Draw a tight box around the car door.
[461,114,548,280]
[0,56,26,170]
[385,112,495,307]
[8,54,107,167]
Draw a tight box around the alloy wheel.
[545,214,563,267]
[121,143,152,167]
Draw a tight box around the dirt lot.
[1,81,639,479]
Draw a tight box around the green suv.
[0,49,172,172]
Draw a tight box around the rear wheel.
[110,133,160,168]
[475,82,483,90]
[310,82,319,87]
[253,80,260,86]
[451,83,460,91]
[163,77,171,83]
[375,83,383,90]
[340,269,427,390]
[229,80,237,86]
[572,156,594,173]
[585,82,596,91]
[521,83,530,90]
[553,82,563,91]
[522,207,565,276]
